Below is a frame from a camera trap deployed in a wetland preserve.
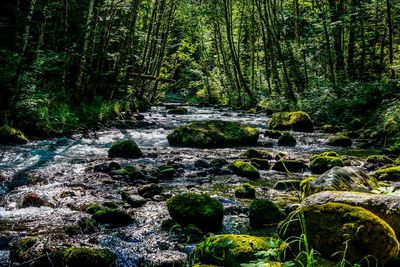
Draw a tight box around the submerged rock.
[268,111,314,132]
[228,160,260,180]
[166,193,224,232]
[167,108,188,115]
[108,140,143,158]
[0,125,29,144]
[279,203,399,262]
[167,120,259,148]
[249,199,286,228]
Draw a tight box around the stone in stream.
[249,199,286,228]
[166,193,224,233]
[302,191,400,238]
[250,158,269,170]
[366,155,394,165]
[91,208,134,227]
[278,203,399,263]
[268,111,314,132]
[19,193,48,208]
[272,159,308,173]
[372,166,400,182]
[138,183,163,199]
[228,160,260,180]
[121,191,147,208]
[0,125,29,144]
[309,151,344,174]
[264,129,282,139]
[326,134,352,147]
[194,159,211,169]
[167,107,188,115]
[322,124,341,133]
[108,139,143,158]
[302,166,378,197]
[277,132,296,147]
[167,120,259,148]
[273,179,301,191]
[157,165,177,179]
[63,247,117,267]
[190,234,284,266]
[234,183,256,199]
[210,158,229,167]
[241,148,272,159]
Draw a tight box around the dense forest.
[2,1,400,267]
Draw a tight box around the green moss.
[63,247,116,267]
[157,166,176,179]
[326,135,352,147]
[249,199,286,228]
[384,143,400,155]
[310,155,344,174]
[91,208,134,227]
[167,108,188,115]
[108,139,143,158]
[366,155,394,165]
[277,132,296,147]
[309,151,340,161]
[191,234,284,267]
[242,148,272,159]
[279,203,399,262]
[229,160,260,180]
[166,193,224,232]
[167,120,260,148]
[0,125,29,144]
[322,124,341,133]
[10,237,38,263]
[268,111,314,132]
[78,218,98,234]
[83,203,103,214]
[234,183,256,199]
[373,166,400,182]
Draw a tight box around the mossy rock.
[278,203,399,262]
[63,247,116,267]
[242,148,272,159]
[83,203,103,214]
[234,183,256,199]
[228,160,260,180]
[167,108,188,115]
[0,125,29,144]
[157,166,176,179]
[167,120,260,148]
[268,111,314,132]
[326,135,352,147]
[372,166,400,182]
[310,154,344,174]
[322,124,341,134]
[166,193,224,233]
[264,129,282,139]
[273,180,301,191]
[250,158,269,170]
[10,237,38,263]
[91,208,134,227]
[366,155,394,165]
[191,234,284,267]
[303,167,378,197]
[272,160,308,173]
[249,199,286,228]
[108,140,143,158]
[277,132,296,147]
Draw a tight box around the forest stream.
[0,106,377,266]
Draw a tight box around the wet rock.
[268,111,314,132]
[121,191,147,208]
[10,237,38,264]
[108,139,143,159]
[194,159,211,169]
[249,199,286,228]
[166,193,224,232]
[322,124,341,133]
[241,148,272,159]
[167,108,188,115]
[366,155,394,165]
[145,250,187,267]
[302,166,378,197]
[277,132,296,147]
[138,184,163,199]
[63,247,116,267]
[279,203,399,263]
[133,113,145,121]
[273,180,301,191]
[196,171,208,177]
[250,158,269,170]
[94,163,110,173]
[303,191,400,238]
[157,165,177,179]
[228,160,260,180]
[372,166,400,182]
[309,152,344,174]
[91,208,134,227]
[209,167,232,175]
[234,183,256,199]
[326,134,352,147]
[272,160,308,173]
[167,120,259,148]
[83,203,103,214]
[210,158,229,168]
[191,234,283,266]
[0,125,29,144]
[108,161,121,170]
[264,129,282,139]
[20,193,47,208]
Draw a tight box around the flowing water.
[0,106,351,266]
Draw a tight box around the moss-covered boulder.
[309,153,344,174]
[273,180,301,191]
[366,155,394,165]
[250,158,269,170]
[322,124,341,133]
[63,247,116,267]
[166,193,224,232]
[279,203,399,262]
[191,234,284,267]
[234,183,256,199]
[272,160,308,173]
[302,166,378,197]
[0,125,29,144]
[249,199,286,228]
[108,140,143,158]
[372,166,400,182]
[268,111,314,132]
[241,148,272,159]
[10,237,39,263]
[168,121,260,148]
[277,132,296,147]
[228,160,260,180]
[167,108,188,115]
[91,208,134,227]
[326,135,352,147]
[303,191,400,238]
[264,129,282,139]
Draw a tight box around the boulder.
[303,191,400,238]
[20,193,47,208]
[326,135,352,147]
[309,152,344,174]
[166,193,224,232]
[0,125,29,144]
[234,183,256,199]
[138,184,163,198]
[372,166,400,182]
[167,108,188,115]
[108,140,143,158]
[91,208,134,227]
[279,203,399,262]
[302,166,378,197]
[272,160,308,173]
[277,132,296,147]
[229,160,260,180]
[268,111,314,132]
[167,120,260,148]
[249,199,286,228]
[274,180,301,191]
[264,129,282,139]
[250,158,269,170]
[322,124,341,133]
[63,247,116,267]
[241,148,272,159]
[366,155,394,165]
